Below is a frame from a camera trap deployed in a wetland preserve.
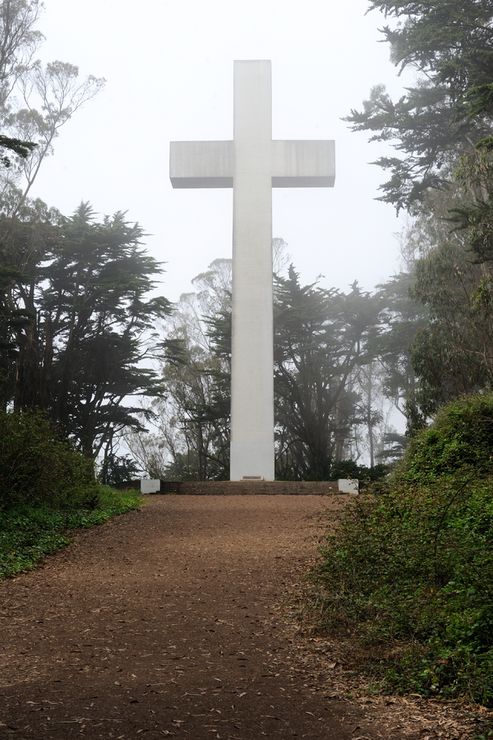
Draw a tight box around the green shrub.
[0,411,141,577]
[330,459,389,485]
[0,487,141,578]
[0,410,95,510]
[312,394,493,706]
[400,393,493,485]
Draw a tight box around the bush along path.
[0,409,141,579]
[312,394,493,731]
[0,487,140,578]
[0,495,485,739]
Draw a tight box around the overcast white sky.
[30,0,409,302]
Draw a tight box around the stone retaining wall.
[157,480,339,495]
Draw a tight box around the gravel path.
[0,496,390,738]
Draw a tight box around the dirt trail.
[0,495,463,739]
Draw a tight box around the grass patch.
[0,486,141,579]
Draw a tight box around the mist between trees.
[124,251,419,482]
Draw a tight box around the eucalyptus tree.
[157,259,232,480]
[0,0,42,108]
[0,0,104,213]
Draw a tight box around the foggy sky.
[30,0,410,302]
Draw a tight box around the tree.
[157,260,232,480]
[347,1,493,212]
[98,451,141,487]
[344,1,493,425]
[2,201,171,457]
[412,239,493,415]
[375,271,428,431]
[0,0,104,212]
[381,177,493,418]
[353,359,388,468]
[0,1,42,108]
[125,424,169,479]
[0,133,35,168]
[10,60,104,213]
[0,196,57,409]
[160,340,230,479]
[448,145,493,265]
[274,268,381,479]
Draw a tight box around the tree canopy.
[1,201,171,458]
[347,1,493,211]
[0,0,104,214]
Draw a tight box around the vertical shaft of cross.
[230,61,275,480]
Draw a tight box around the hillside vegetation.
[313,394,493,707]
[0,411,140,578]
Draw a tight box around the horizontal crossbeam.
[170,140,335,189]
[272,140,335,187]
[170,141,233,188]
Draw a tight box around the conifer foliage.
[348,1,493,211]
[0,202,171,458]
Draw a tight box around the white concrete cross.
[170,60,335,481]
